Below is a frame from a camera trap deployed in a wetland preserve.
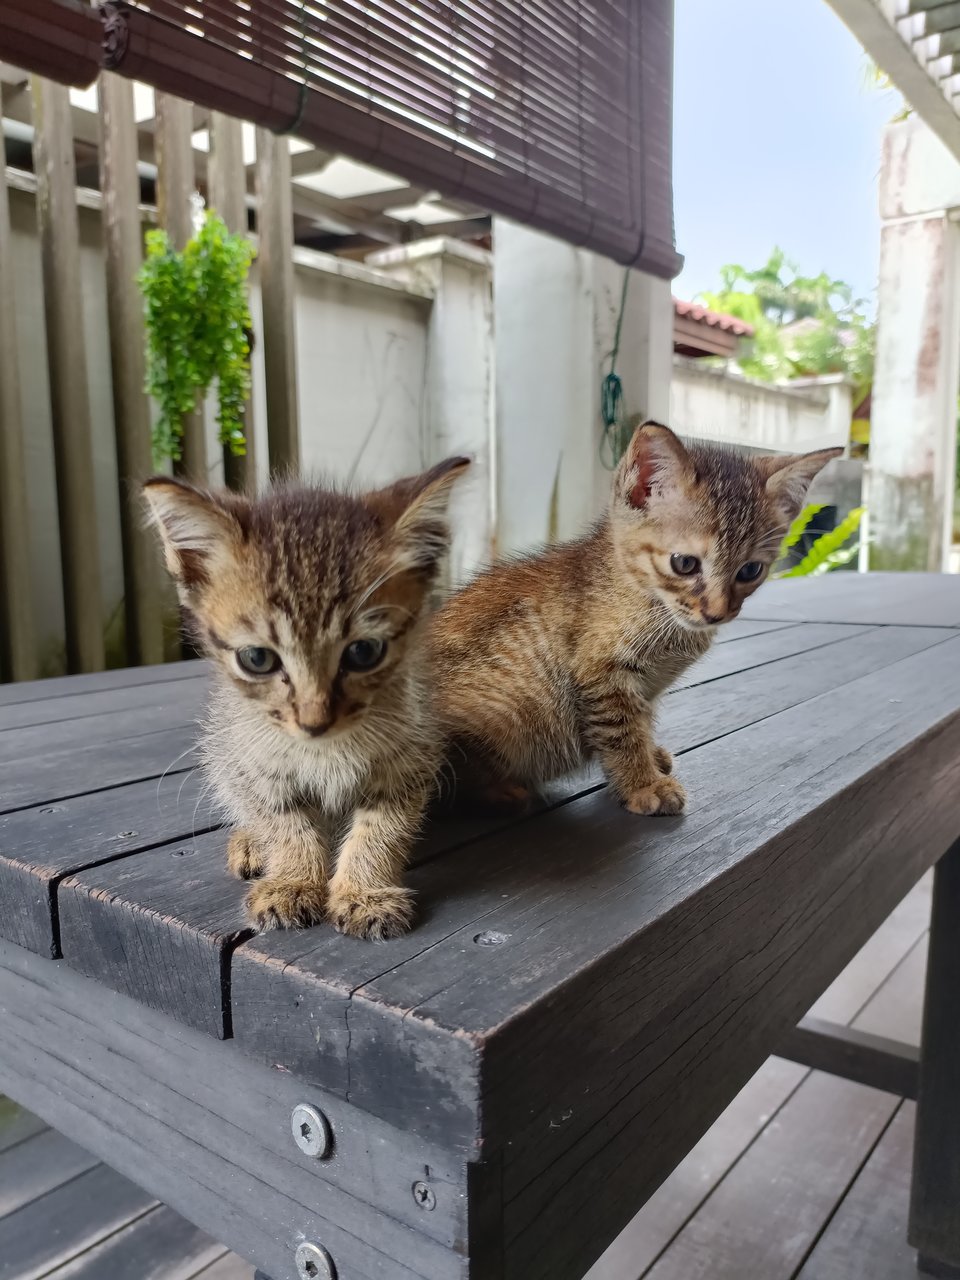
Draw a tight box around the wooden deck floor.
[3,874,931,1280]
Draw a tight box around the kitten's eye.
[670,554,701,576]
[736,561,765,583]
[236,646,281,676]
[342,638,386,672]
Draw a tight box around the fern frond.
[776,507,864,578]
[778,503,827,558]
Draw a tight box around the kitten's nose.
[702,610,725,625]
[298,718,332,738]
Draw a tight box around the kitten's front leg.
[328,780,429,941]
[243,808,332,931]
[581,681,685,815]
[227,829,266,880]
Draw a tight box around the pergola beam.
[825,0,960,161]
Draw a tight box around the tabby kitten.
[429,422,839,816]
[144,457,469,938]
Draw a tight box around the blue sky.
[672,0,904,311]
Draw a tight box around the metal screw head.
[412,1180,437,1211]
[294,1242,335,1280]
[291,1103,331,1159]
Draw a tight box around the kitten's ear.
[616,421,692,510]
[759,447,843,524]
[142,477,241,587]
[373,455,471,573]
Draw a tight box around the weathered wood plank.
[155,91,206,482]
[585,1056,808,1280]
[663,624,949,754]
[0,1096,46,1154]
[231,631,960,1152]
[713,618,797,644]
[99,70,166,667]
[0,694,200,763]
[672,621,869,690]
[854,933,928,1045]
[377,640,960,1276]
[779,1017,919,1100]
[0,670,207,732]
[57,830,249,1038]
[798,1101,918,1280]
[0,83,37,683]
[809,872,931,1023]
[909,839,960,1271]
[30,75,104,673]
[0,940,477,1280]
[643,1073,898,1280]
[0,1127,99,1219]
[0,770,216,957]
[255,129,300,474]
[197,1256,256,1280]
[0,1162,157,1280]
[209,111,256,493]
[198,1256,256,1280]
[43,1205,226,1280]
[0,724,198,814]
[742,573,960,628]
[0,659,204,707]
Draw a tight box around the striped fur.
[144,458,469,938]
[429,423,839,815]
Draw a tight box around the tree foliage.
[700,247,875,410]
[139,211,255,466]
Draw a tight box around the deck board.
[0,573,954,1280]
[641,1072,898,1280]
[796,1103,919,1280]
[0,865,934,1280]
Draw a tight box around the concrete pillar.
[492,217,672,556]
[368,238,494,585]
[871,118,960,571]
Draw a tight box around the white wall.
[8,180,432,671]
[492,218,673,556]
[670,358,852,456]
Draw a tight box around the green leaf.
[775,507,865,578]
[777,503,827,557]
[810,542,861,575]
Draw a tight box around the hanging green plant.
[139,211,256,467]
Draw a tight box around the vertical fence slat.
[31,76,105,675]
[0,88,38,682]
[155,91,206,483]
[209,111,256,493]
[99,70,165,667]
[255,127,300,475]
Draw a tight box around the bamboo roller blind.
[4,0,682,275]
[0,0,102,87]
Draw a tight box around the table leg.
[909,838,960,1277]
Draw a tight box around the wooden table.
[1,573,959,1280]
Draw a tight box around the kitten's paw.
[480,779,534,814]
[329,886,415,941]
[247,879,327,931]
[227,829,265,880]
[624,775,686,816]
[652,746,674,775]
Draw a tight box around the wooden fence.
[0,74,300,682]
